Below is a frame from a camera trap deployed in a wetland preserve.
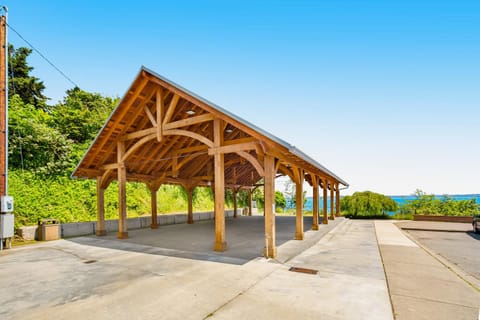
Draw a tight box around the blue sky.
[3,0,480,195]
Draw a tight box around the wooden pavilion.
[72,67,348,258]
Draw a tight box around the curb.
[400,227,471,233]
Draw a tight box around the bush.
[399,189,479,216]
[9,170,215,228]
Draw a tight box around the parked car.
[473,215,480,234]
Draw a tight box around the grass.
[11,236,39,247]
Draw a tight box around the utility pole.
[0,8,6,198]
[0,6,14,250]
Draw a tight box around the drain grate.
[289,267,318,275]
[83,260,97,264]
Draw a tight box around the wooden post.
[336,184,341,217]
[0,15,6,197]
[248,189,253,216]
[329,182,335,220]
[149,185,159,229]
[323,179,328,224]
[295,169,304,240]
[312,176,319,231]
[233,189,238,218]
[187,188,194,224]
[117,141,128,239]
[264,154,276,258]
[96,177,107,236]
[211,185,215,222]
[213,118,226,251]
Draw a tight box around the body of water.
[297,194,480,212]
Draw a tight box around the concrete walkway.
[211,219,393,319]
[375,221,480,320]
[0,217,393,320]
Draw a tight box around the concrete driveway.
[0,216,393,320]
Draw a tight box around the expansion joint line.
[202,265,281,319]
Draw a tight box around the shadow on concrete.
[466,231,480,241]
[66,216,321,265]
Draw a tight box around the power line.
[6,21,79,88]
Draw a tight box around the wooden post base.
[213,241,227,252]
[323,218,329,224]
[295,232,304,240]
[96,230,107,236]
[150,224,159,229]
[329,216,335,220]
[187,219,193,224]
[117,232,129,239]
[263,246,277,258]
[312,225,319,231]
[336,213,341,217]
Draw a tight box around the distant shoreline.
[300,194,479,211]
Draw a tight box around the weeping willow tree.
[341,191,398,217]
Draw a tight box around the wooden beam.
[172,153,178,177]
[213,118,227,251]
[120,127,156,141]
[336,183,341,217]
[312,175,319,231]
[117,141,128,239]
[223,137,256,145]
[83,77,150,168]
[163,129,214,148]
[76,168,103,178]
[162,93,180,125]
[233,189,238,218]
[236,151,264,177]
[176,152,204,171]
[295,168,304,240]
[96,177,107,236]
[156,89,164,142]
[323,179,328,224]
[208,141,258,156]
[329,182,335,220]
[174,144,208,155]
[122,133,156,162]
[248,189,253,216]
[187,187,194,224]
[148,184,159,229]
[144,105,156,127]
[164,113,214,130]
[263,154,276,258]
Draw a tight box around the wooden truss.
[73,67,348,258]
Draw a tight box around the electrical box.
[0,213,14,238]
[1,195,14,213]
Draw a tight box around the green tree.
[341,191,398,217]
[8,45,48,109]
[275,191,286,210]
[51,87,117,144]
[400,190,480,216]
[8,95,73,176]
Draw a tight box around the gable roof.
[72,67,348,189]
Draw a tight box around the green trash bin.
[38,219,60,241]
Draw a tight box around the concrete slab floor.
[1,216,359,320]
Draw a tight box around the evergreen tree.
[8,45,48,109]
